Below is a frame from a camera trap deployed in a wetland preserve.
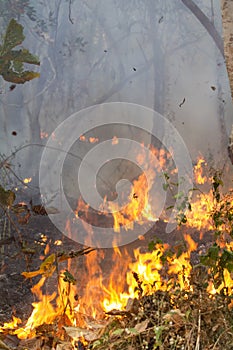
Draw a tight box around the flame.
[2,153,233,342]
[105,147,170,233]
[12,272,78,339]
[23,177,32,184]
[194,157,209,185]
[167,234,197,291]
[79,135,99,143]
[185,155,214,230]
[54,240,63,246]
[112,136,119,145]
[40,131,49,139]
[0,316,22,331]
[89,137,99,143]
[80,135,86,141]
[126,244,168,297]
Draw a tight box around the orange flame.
[1,153,233,342]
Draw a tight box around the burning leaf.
[22,253,56,278]
[21,269,43,279]
[39,253,56,275]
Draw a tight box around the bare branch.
[181,0,224,57]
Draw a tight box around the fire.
[0,316,22,330]
[23,177,32,184]
[126,244,168,297]
[40,130,49,139]
[79,135,86,141]
[194,157,209,185]
[79,135,99,143]
[15,277,57,339]
[11,272,78,340]
[167,234,197,290]
[103,146,170,233]
[89,137,99,143]
[185,155,215,231]
[112,136,119,145]
[110,172,157,232]
[1,152,233,345]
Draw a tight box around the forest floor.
[1,211,232,350]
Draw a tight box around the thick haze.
[0,0,232,202]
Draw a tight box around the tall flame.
[1,153,233,343]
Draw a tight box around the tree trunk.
[220,0,233,100]
[220,0,233,164]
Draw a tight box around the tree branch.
[181,0,224,57]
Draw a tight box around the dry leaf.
[64,326,100,342]
[134,319,149,333]
[56,342,73,350]
[163,309,185,327]
[45,207,60,214]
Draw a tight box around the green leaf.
[12,60,24,74]
[111,328,124,336]
[0,19,40,84]
[163,183,169,191]
[1,19,25,55]
[148,240,156,252]
[40,253,56,270]
[5,48,40,65]
[63,270,76,284]
[1,69,40,84]
[200,244,220,268]
[220,250,233,272]
[128,327,139,335]
[174,191,184,199]
[92,340,102,349]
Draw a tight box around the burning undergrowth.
[0,151,233,349]
[1,236,233,350]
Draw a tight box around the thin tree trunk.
[220,0,233,100]
[220,0,233,164]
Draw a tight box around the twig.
[68,0,74,24]
[56,247,95,261]
[0,203,23,245]
[195,308,201,350]
[0,338,12,350]
[179,97,186,107]
[212,326,233,349]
